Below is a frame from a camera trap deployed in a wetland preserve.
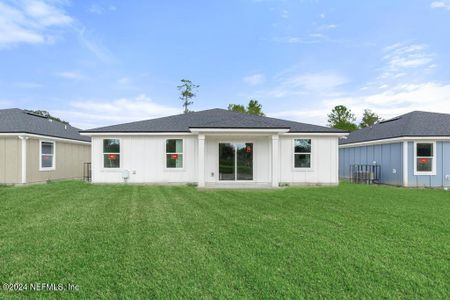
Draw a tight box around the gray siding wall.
[407,141,450,187]
[339,142,403,186]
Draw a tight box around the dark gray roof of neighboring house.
[0,108,90,142]
[83,108,344,133]
[341,111,450,145]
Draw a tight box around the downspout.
[19,136,28,184]
[402,141,408,187]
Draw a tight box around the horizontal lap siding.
[0,137,21,184]
[339,143,403,186]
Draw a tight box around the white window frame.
[293,138,313,171]
[39,140,56,171]
[102,138,121,169]
[165,138,184,170]
[414,141,436,176]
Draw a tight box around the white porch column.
[198,134,205,187]
[403,141,408,187]
[271,135,279,187]
[19,136,28,184]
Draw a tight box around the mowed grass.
[0,181,448,299]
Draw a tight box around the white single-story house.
[81,109,346,188]
[340,111,450,188]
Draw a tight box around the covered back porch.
[192,128,288,188]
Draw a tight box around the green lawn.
[0,181,448,299]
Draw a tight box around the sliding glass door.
[219,143,253,181]
[218,143,235,180]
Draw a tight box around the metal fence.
[83,162,91,182]
[350,164,381,184]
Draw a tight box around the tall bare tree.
[177,79,199,114]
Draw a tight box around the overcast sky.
[1,0,450,129]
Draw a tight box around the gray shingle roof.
[341,111,450,145]
[83,108,344,133]
[0,108,90,142]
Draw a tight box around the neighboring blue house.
[339,111,450,188]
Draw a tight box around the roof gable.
[0,108,90,142]
[83,108,344,133]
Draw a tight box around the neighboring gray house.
[0,109,91,184]
[339,111,450,188]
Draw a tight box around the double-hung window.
[166,139,183,168]
[294,139,312,169]
[103,139,120,168]
[415,142,435,175]
[40,141,55,170]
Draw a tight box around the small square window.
[295,154,311,168]
[416,158,432,172]
[417,143,432,157]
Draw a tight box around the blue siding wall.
[339,143,403,186]
[408,141,450,187]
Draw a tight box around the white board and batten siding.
[91,135,340,185]
[91,136,198,183]
[279,136,339,185]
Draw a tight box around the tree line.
[327,105,382,131]
[178,79,382,132]
[31,79,382,131]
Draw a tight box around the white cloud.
[270,82,450,126]
[383,43,433,69]
[0,1,113,62]
[281,9,288,19]
[268,41,446,126]
[57,71,85,80]
[262,70,349,99]
[326,82,450,119]
[371,42,435,85]
[431,1,450,10]
[76,26,114,62]
[53,94,180,129]
[0,0,72,47]
[285,72,348,91]
[243,73,265,86]
[88,3,117,15]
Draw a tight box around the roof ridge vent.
[25,110,48,119]
[379,117,401,124]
